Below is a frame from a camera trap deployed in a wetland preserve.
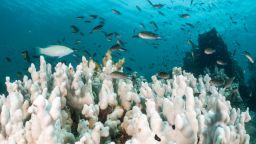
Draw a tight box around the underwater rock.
[0,55,251,144]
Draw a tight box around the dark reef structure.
[183,28,253,110]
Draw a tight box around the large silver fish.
[138,31,160,40]
[38,45,74,58]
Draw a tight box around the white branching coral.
[0,55,251,144]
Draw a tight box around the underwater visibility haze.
[0,0,256,143]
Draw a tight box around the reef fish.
[138,31,160,40]
[110,71,129,79]
[112,9,121,15]
[204,48,216,55]
[38,45,74,58]
[71,25,79,33]
[21,50,31,62]
[243,51,254,63]
[157,71,170,79]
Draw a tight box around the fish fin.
[36,47,43,55]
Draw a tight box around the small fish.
[21,50,31,62]
[109,44,127,52]
[80,32,85,36]
[76,16,85,19]
[204,48,216,55]
[185,23,195,28]
[32,55,40,59]
[243,51,254,63]
[138,31,160,40]
[129,58,135,62]
[216,60,227,66]
[83,49,91,57]
[116,39,126,46]
[90,24,104,33]
[154,134,161,142]
[139,23,145,29]
[110,71,129,79]
[125,67,132,72]
[157,71,170,79]
[84,20,91,23]
[112,9,121,15]
[89,14,98,20]
[158,11,165,16]
[209,79,224,87]
[5,57,11,62]
[38,45,74,58]
[93,52,97,57]
[180,14,190,18]
[150,21,158,29]
[224,77,235,88]
[71,25,79,33]
[190,0,194,5]
[152,4,164,9]
[136,5,142,11]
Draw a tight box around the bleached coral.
[0,54,251,144]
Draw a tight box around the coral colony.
[0,51,251,144]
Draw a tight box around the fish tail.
[36,47,43,55]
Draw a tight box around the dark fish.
[71,25,79,33]
[210,79,224,87]
[232,48,237,57]
[90,24,104,33]
[80,32,85,36]
[150,21,158,29]
[185,23,195,28]
[83,50,91,57]
[114,32,121,38]
[243,51,254,63]
[129,58,135,62]
[187,40,198,49]
[16,71,23,79]
[89,14,98,20]
[21,50,31,62]
[5,57,11,62]
[125,67,132,72]
[32,55,40,59]
[158,11,165,16]
[109,44,127,52]
[136,5,142,11]
[138,31,160,40]
[116,40,126,46]
[139,23,145,29]
[157,71,170,79]
[180,14,190,18]
[112,9,121,15]
[190,0,194,5]
[76,16,85,19]
[233,41,240,47]
[93,52,97,57]
[154,134,161,142]
[224,77,235,88]
[84,20,91,23]
[110,71,129,79]
[153,4,164,9]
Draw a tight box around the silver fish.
[138,31,160,40]
[204,48,216,55]
[244,51,254,63]
[38,45,74,58]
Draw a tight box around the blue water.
[0,0,256,92]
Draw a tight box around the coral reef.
[0,53,251,144]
